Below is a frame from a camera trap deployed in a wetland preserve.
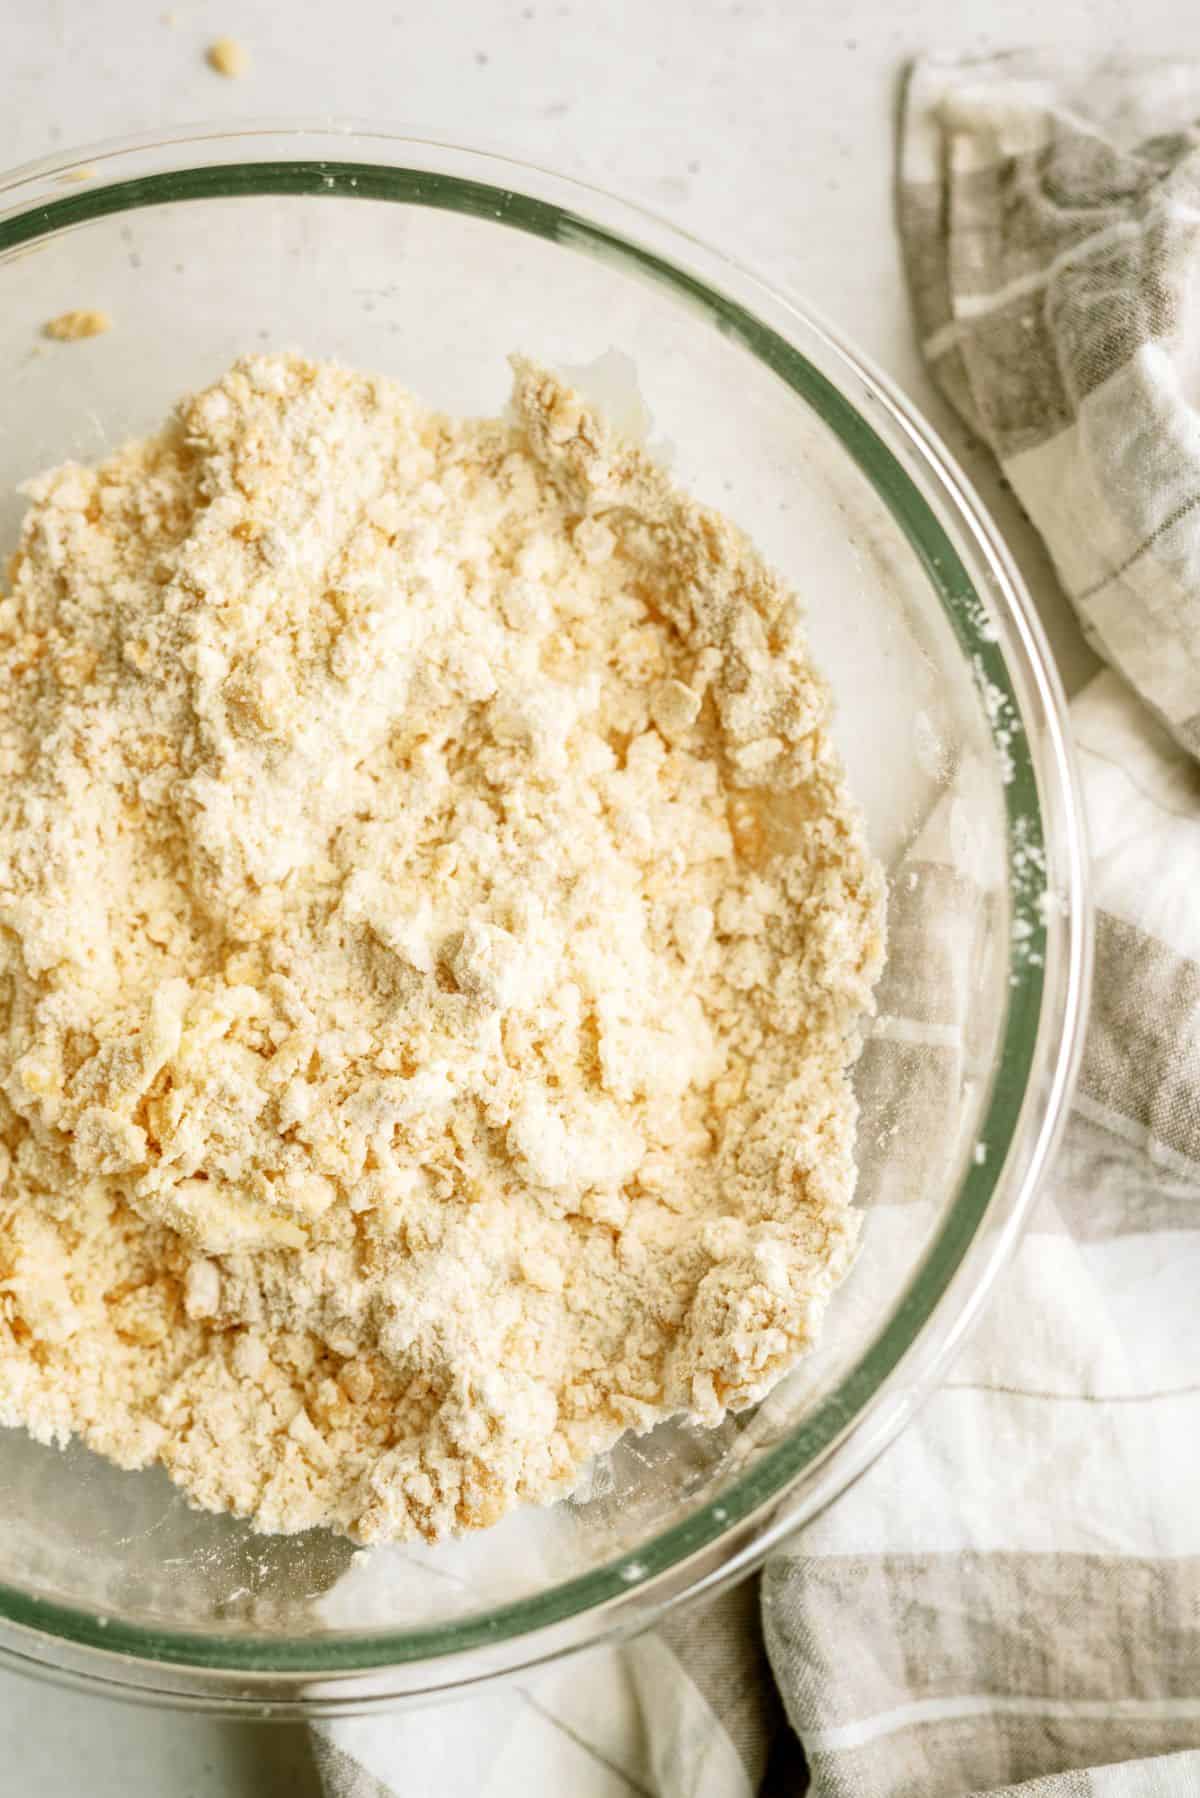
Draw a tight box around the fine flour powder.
[0,354,884,1542]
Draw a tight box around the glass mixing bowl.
[0,126,1089,1713]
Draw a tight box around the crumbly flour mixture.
[0,353,884,1543]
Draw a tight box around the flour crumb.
[43,308,112,341]
[206,35,249,76]
[0,352,885,1544]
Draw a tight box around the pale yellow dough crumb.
[0,353,885,1543]
[42,309,112,342]
[206,35,249,76]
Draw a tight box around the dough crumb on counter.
[42,308,112,341]
[206,35,249,76]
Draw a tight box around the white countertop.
[1,0,1186,1788]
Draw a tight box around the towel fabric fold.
[315,55,1200,1798]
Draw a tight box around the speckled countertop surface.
[1,0,1186,1788]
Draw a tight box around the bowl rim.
[0,123,1091,1698]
